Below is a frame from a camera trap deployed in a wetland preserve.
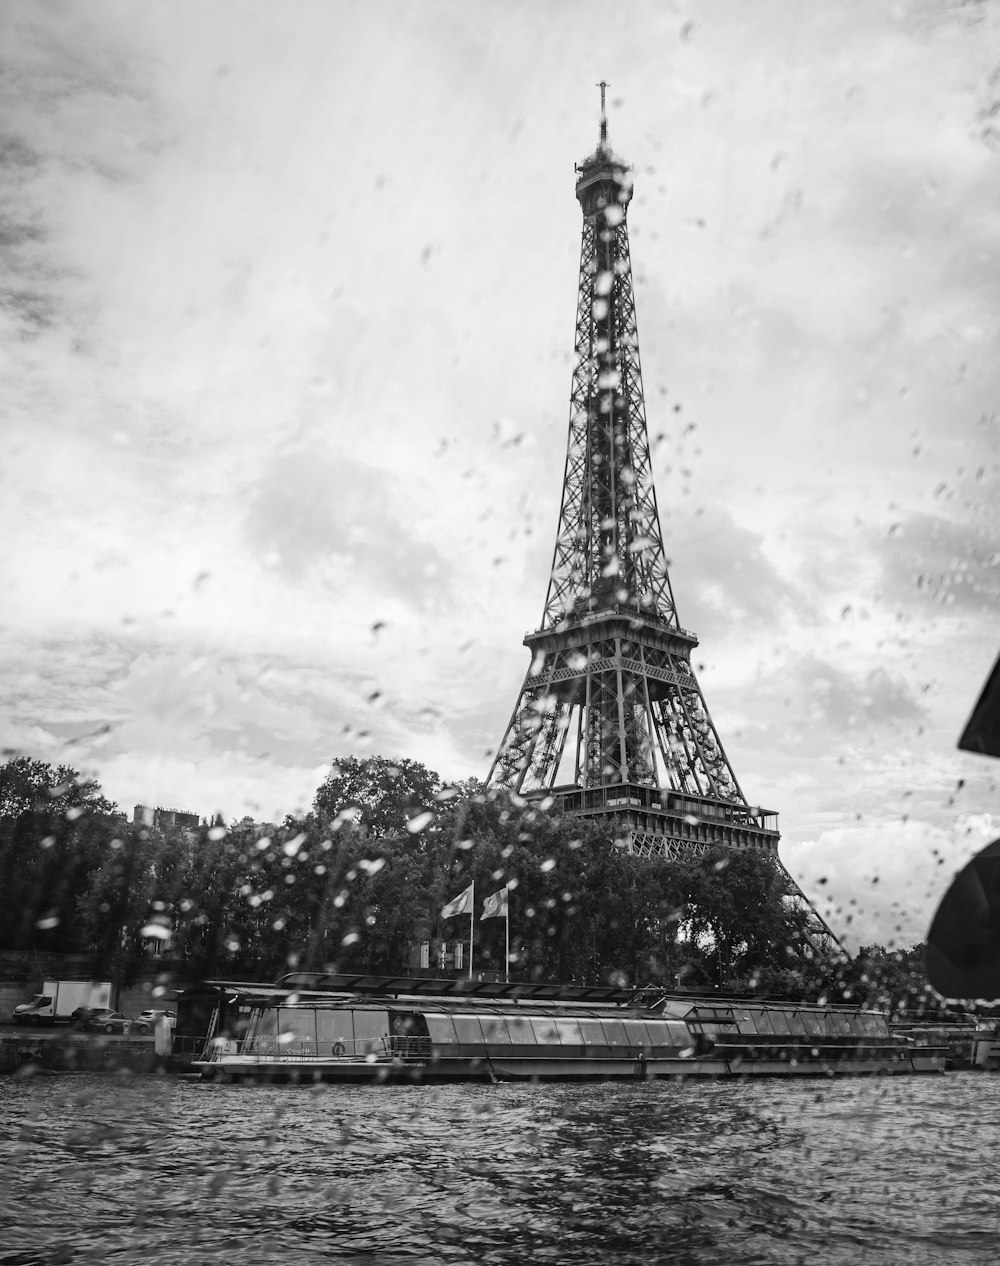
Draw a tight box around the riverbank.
[0,1030,166,1075]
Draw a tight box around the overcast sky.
[3,0,999,952]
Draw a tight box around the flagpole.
[469,880,474,981]
[505,884,509,984]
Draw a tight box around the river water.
[0,1070,996,1265]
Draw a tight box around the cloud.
[243,447,454,608]
[661,503,810,637]
[2,1,1000,954]
[784,813,1000,953]
[871,510,1000,616]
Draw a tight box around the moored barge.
[182,973,945,1082]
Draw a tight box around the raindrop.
[35,913,59,930]
[283,833,306,857]
[140,922,171,941]
[208,826,227,841]
[406,810,435,834]
[540,858,557,872]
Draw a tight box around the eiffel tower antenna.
[487,108,841,958]
[597,79,609,147]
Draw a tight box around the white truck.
[13,980,112,1026]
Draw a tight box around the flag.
[441,883,474,919]
[481,886,508,920]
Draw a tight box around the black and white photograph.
[2,2,999,1262]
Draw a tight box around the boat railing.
[388,1035,432,1060]
[206,1034,390,1062]
[201,1032,434,1063]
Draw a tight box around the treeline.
[0,754,937,1011]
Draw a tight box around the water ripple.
[1,1072,998,1264]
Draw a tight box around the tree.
[0,758,123,953]
[313,756,443,838]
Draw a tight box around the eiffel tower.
[487,89,840,956]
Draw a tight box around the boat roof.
[278,972,638,1004]
[178,972,887,1021]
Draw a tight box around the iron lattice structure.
[487,110,840,957]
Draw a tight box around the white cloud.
[2,1,999,949]
[784,813,1000,954]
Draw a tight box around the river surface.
[0,1070,996,1265]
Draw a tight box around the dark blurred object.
[927,839,1000,1000]
[926,650,1000,1000]
[958,652,1000,758]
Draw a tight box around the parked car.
[78,1009,132,1034]
[130,1009,176,1035]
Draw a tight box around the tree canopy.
[0,752,923,1007]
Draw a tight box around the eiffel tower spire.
[487,101,840,956]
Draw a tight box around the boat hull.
[192,1048,945,1083]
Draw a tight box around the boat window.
[577,1018,608,1046]
[601,1019,628,1045]
[749,1009,775,1036]
[529,1017,561,1044]
[768,1012,793,1037]
[553,1018,585,1045]
[453,1015,485,1044]
[827,1011,852,1037]
[316,1009,355,1050]
[645,1019,688,1048]
[861,1012,889,1037]
[480,1016,511,1043]
[505,1015,534,1045]
[352,1007,390,1053]
[798,1010,825,1036]
[664,1020,693,1047]
[424,1014,459,1045]
[785,1012,808,1036]
[278,1008,316,1047]
[247,1008,278,1053]
[622,1020,652,1046]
